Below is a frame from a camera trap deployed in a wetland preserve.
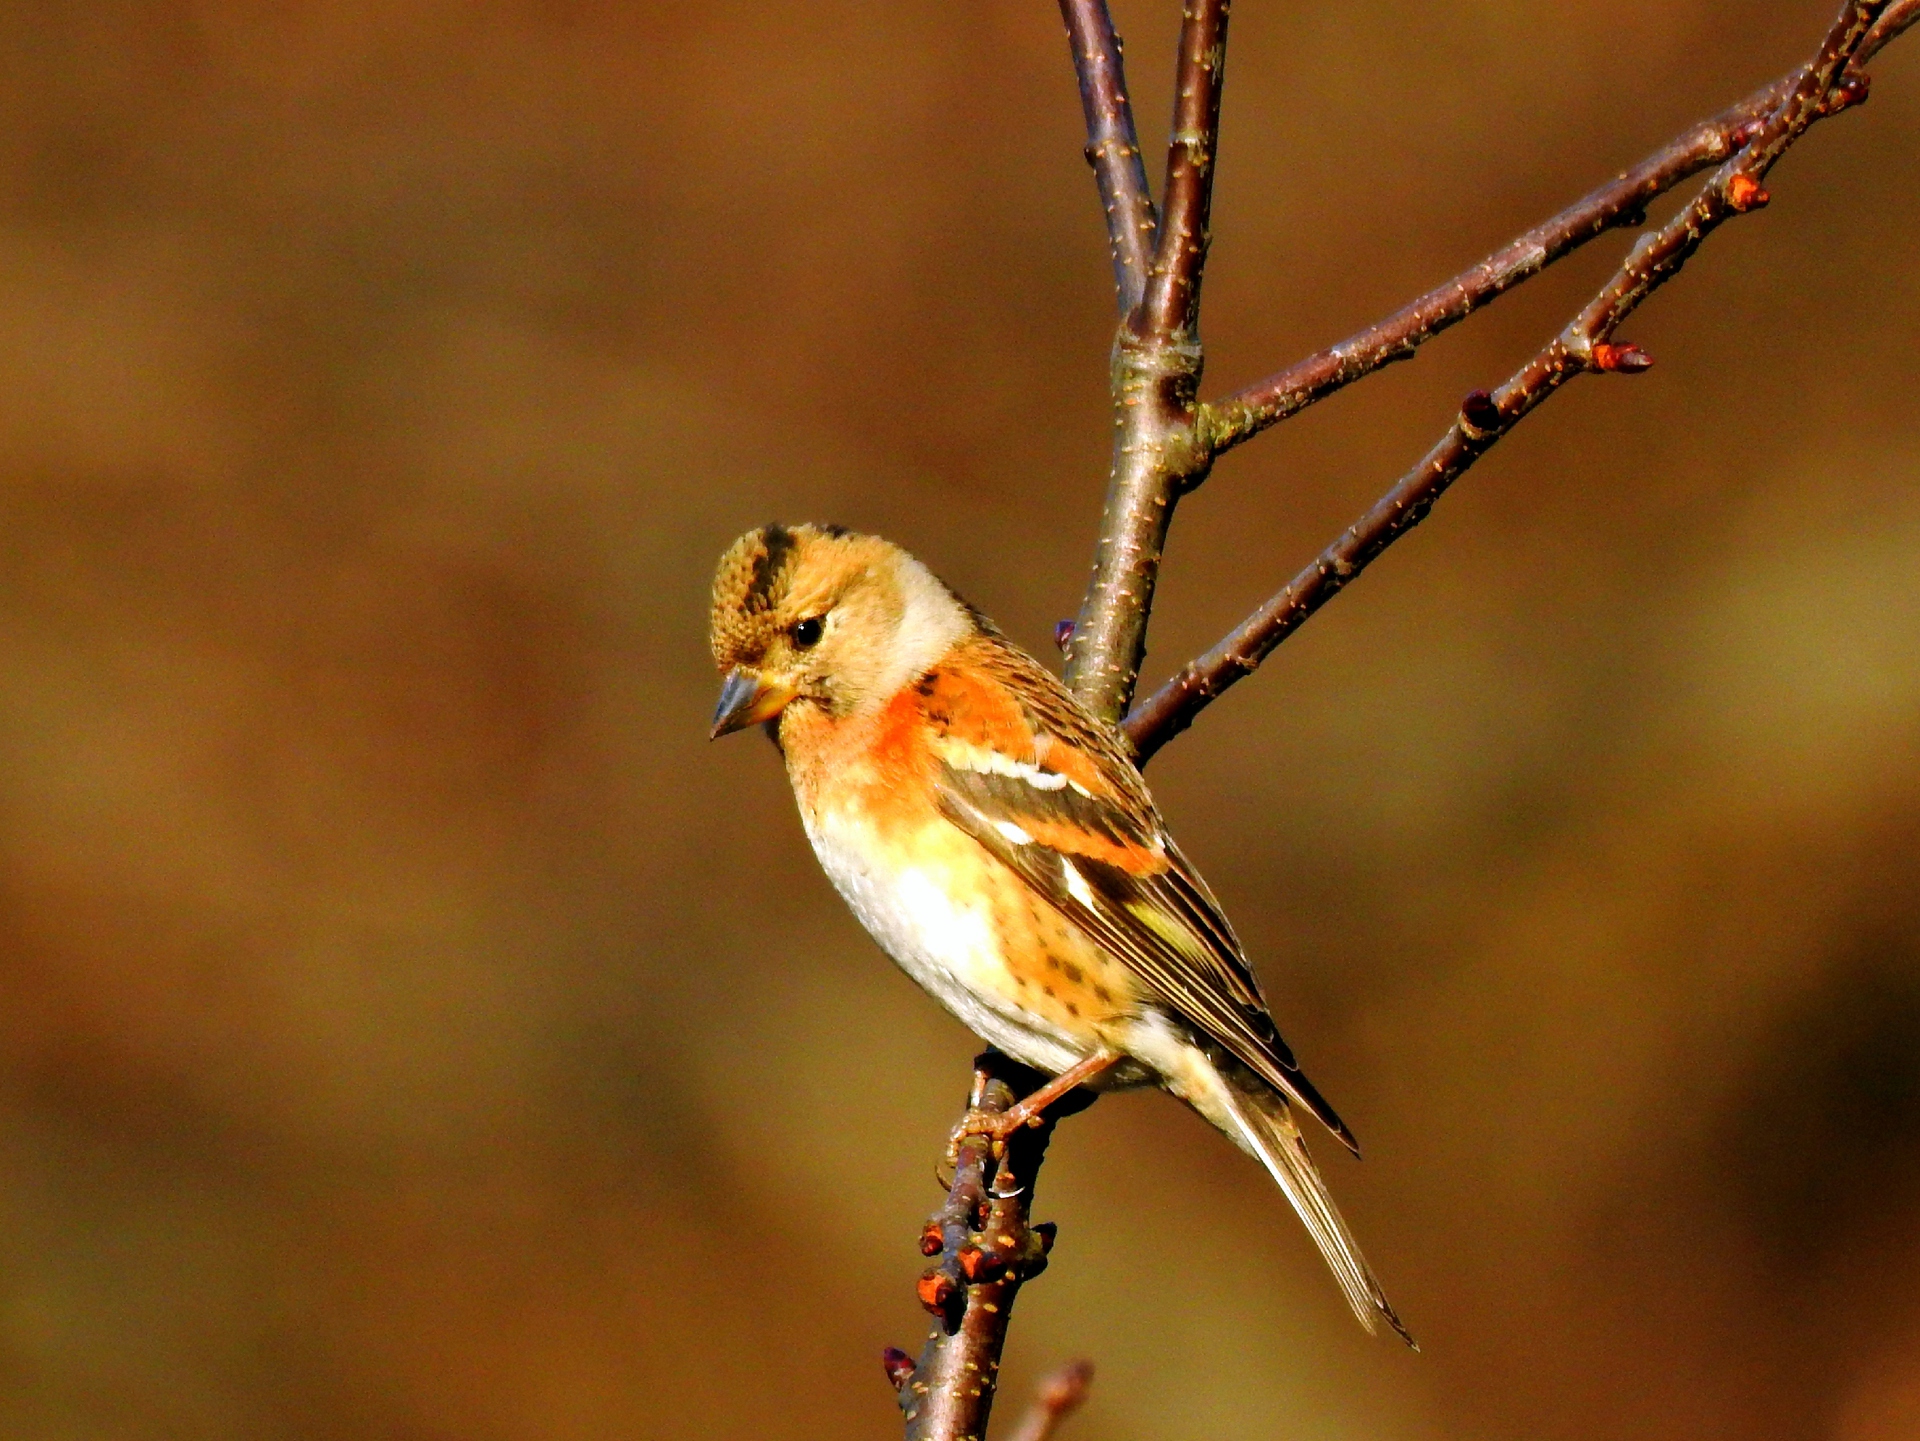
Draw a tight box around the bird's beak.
[710,667,797,739]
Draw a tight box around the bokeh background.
[0,2,1916,1437]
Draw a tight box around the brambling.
[709,523,1410,1344]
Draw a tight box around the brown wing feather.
[924,635,1359,1154]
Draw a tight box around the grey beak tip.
[710,669,763,739]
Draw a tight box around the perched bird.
[709,523,1410,1344]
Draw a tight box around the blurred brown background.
[0,2,1915,1437]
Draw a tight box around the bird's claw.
[947,1106,1031,1160]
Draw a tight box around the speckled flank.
[787,644,1145,1069]
[802,772,1144,1075]
[804,800,1092,1077]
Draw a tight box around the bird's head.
[708,523,973,738]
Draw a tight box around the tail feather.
[1217,1081,1417,1349]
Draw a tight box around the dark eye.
[791,616,823,649]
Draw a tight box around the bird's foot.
[948,1105,1033,1156]
[936,1107,1022,1187]
[939,1051,1122,1182]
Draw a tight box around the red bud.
[1726,174,1769,212]
[1828,73,1870,112]
[882,1347,917,1390]
[1592,342,1654,374]
[916,1270,956,1314]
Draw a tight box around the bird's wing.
[917,637,1357,1154]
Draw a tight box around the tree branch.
[1197,89,1776,456]
[1859,0,1920,64]
[1140,0,1232,342]
[1065,0,1234,722]
[1059,0,1158,312]
[1197,0,1920,456]
[893,1054,1084,1441]
[1122,0,1902,761]
[887,6,1919,1435]
[1001,1360,1095,1441]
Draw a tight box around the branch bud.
[1827,72,1870,113]
[1033,1220,1058,1254]
[1726,174,1770,212]
[919,1220,944,1258]
[956,1244,1003,1283]
[1054,619,1077,652]
[882,1347,917,1391]
[1459,389,1502,433]
[1592,342,1654,374]
[916,1270,957,1315]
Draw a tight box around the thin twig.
[1202,0,1920,457]
[1139,0,1232,341]
[895,1054,1083,1441]
[1860,0,1920,63]
[1001,1360,1096,1441]
[1059,0,1157,311]
[1198,85,1779,456]
[1123,0,1899,761]
[1065,0,1233,722]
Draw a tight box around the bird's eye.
[792,616,824,649]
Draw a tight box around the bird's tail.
[1216,1080,1416,1348]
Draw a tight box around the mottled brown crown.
[709,522,862,670]
[711,524,796,669]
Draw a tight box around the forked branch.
[898,4,1918,1436]
[1195,0,1920,457]
[1064,0,1234,723]
[1122,0,1914,759]
[1196,86,1782,457]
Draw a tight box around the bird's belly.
[803,807,1093,1077]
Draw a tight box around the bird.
[708,522,1411,1344]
